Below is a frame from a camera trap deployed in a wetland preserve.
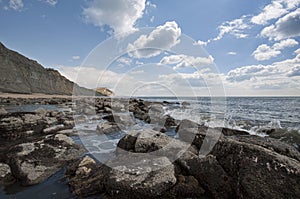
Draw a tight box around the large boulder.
[209,136,300,199]
[105,154,177,199]
[7,134,85,185]
[176,152,233,199]
[117,129,189,160]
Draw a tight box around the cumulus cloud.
[127,21,181,58]
[83,0,146,34]
[252,39,298,61]
[226,52,300,92]
[159,54,214,70]
[251,0,300,25]
[213,16,251,41]
[251,1,288,25]
[8,0,23,10]
[252,44,281,61]
[260,8,300,40]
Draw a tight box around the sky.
[0,0,299,96]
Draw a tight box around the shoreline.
[0,97,299,198]
[0,93,72,99]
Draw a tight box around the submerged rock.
[7,134,85,185]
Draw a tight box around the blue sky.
[0,0,299,96]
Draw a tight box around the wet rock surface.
[7,134,85,186]
[0,97,299,199]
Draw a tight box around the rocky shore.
[0,96,299,198]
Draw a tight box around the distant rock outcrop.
[95,87,114,96]
[0,42,106,96]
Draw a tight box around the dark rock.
[117,129,188,161]
[168,175,205,198]
[105,154,176,199]
[0,163,15,186]
[7,134,85,185]
[233,135,300,161]
[210,137,300,199]
[0,112,47,140]
[176,152,233,199]
[96,122,122,135]
[216,127,249,136]
[181,101,190,106]
[102,113,135,127]
[267,129,300,150]
[67,156,107,197]
[116,131,140,154]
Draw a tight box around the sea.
[1,96,299,199]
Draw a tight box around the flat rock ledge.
[7,134,85,186]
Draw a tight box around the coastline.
[0,96,299,198]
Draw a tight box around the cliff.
[0,42,106,96]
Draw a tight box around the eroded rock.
[7,134,85,185]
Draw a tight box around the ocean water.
[141,96,300,134]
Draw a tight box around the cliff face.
[0,42,103,96]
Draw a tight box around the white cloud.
[273,38,298,49]
[226,53,300,93]
[146,1,156,8]
[295,48,300,55]
[260,8,300,40]
[251,0,300,25]
[127,21,181,58]
[116,57,132,65]
[252,44,281,61]
[57,66,134,91]
[72,56,80,60]
[213,16,251,41]
[39,0,57,6]
[251,1,288,25]
[8,0,23,10]
[228,52,237,55]
[252,39,298,61]
[193,40,208,46]
[83,0,146,34]
[159,54,214,70]
[150,16,155,23]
